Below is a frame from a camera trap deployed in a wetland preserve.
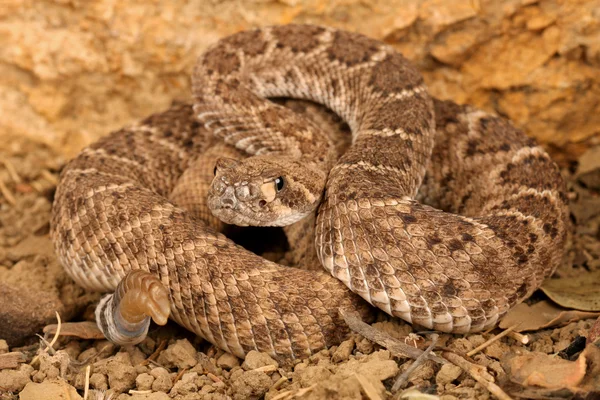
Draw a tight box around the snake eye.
[275,177,285,192]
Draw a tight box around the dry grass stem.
[2,159,22,183]
[392,334,439,393]
[0,178,16,206]
[84,364,91,400]
[467,324,519,357]
[340,309,446,364]
[442,352,512,400]
[508,331,529,344]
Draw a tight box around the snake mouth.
[209,202,273,227]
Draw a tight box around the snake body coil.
[51,25,568,360]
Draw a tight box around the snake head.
[208,155,325,227]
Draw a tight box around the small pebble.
[241,350,278,370]
[157,339,198,369]
[332,338,355,362]
[136,372,154,391]
[231,370,272,400]
[90,373,108,391]
[436,364,463,385]
[0,339,9,354]
[151,367,173,392]
[216,352,240,369]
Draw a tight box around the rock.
[157,339,198,369]
[337,355,399,382]
[436,364,463,385]
[89,373,108,391]
[96,356,137,393]
[332,338,355,363]
[447,338,474,353]
[150,367,173,392]
[0,363,33,392]
[0,283,62,347]
[216,352,240,370]
[136,372,154,391]
[19,379,82,400]
[354,336,375,354]
[170,371,198,396]
[0,339,8,354]
[294,365,333,388]
[484,341,511,360]
[231,370,272,400]
[241,350,278,370]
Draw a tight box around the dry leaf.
[541,270,600,311]
[43,321,105,340]
[505,351,587,389]
[499,301,600,332]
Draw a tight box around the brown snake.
[51,25,569,361]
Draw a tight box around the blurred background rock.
[1,0,598,162]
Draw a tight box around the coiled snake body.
[51,25,568,361]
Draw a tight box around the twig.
[442,352,512,400]
[272,375,289,390]
[340,309,446,364]
[253,364,278,373]
[83,365,91,400]
[2,159,21,183]
[140,339,167,366]
[467,324,519,357]
[48,311,62,350]
[172,367,189,384]
[392,334,439,393]
[31,311,62,366]
[0,179,16,206]
[508,331,529,345]
[207,372,222,383]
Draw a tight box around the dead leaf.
[541,270,600,311]
[500,301,600,332]
[43,321,105,340]
[504,351,587,389]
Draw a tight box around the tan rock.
[332,338,355,363]
[216,352,241,370]
[0,363,33,392]
[231,370,272,400]
[0,0,596,164]
[241,350,278,370]
[156,339,198,369]
[150,367,173,392]
[136,372,154,391]
[436,364,463,385]
[19,379,82,400]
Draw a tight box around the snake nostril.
[222,198,235,209]
[258,200,266,207]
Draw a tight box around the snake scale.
[51,25,569,361]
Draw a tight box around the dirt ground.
[0,133,599,400]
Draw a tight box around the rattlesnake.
[51,25,569,361]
